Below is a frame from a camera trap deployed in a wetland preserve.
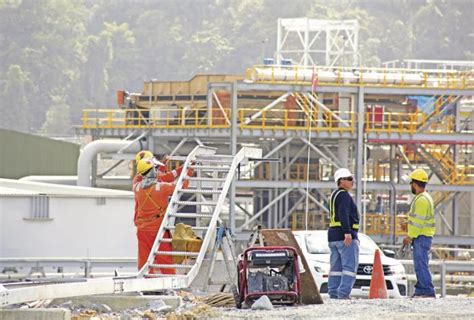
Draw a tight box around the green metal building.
[0,129,80,179]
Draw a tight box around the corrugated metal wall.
[0,129,80,179]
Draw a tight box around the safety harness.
[136,183,165,222]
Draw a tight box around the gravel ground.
[207,297,474,320]
[10,294,474,319]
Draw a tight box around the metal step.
[195,159,234,164]
[185,176,226,182]
[198,154,234,159]
[170,213,214,218]
[174,200,218,206]
[154,251,200,257]
[149,263,194,269]
[190,165,230,171]
[165,226,209,231]
[180,189,222,194]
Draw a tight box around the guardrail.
[398,259,474,297]
[364,214,408,236]
[81,108,461,136]
[0,257,137,281]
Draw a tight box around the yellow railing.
[291,212,327,230]
[253,162,320,181]
[82,107,462,135]
[289,213,410,236]
[238,108,356,132]
[245,65,474,89]
[365,111,426,133]
[82,108,357,132]
[82,108,229,129]
[364,214,408,236]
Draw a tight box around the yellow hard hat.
[135,150,165,167]
[410,168,428,183]
[136,158,154,175]
[135,150,153,163]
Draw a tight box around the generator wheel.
[231,284,242,309]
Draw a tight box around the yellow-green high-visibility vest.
[408,191,436,238]
[329,189,359,230]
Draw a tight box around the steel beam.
[372,234,474,247]
[235,180,474,193]
[243,93,290,125]
[277,194,306,228]
[300,137,340,168]
[236,82,474,96]
[298,188,329,213]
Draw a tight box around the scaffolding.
[276,18,359,67]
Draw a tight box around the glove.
[403,236,412,245]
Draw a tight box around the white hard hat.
[334,168,352,182]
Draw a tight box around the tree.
[39,95,72,136]
[0,64,34,132]
[0,0,88,131]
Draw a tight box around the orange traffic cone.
[368,249,388,299]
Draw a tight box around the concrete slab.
[52,294,182,312]
[0,308,71,320]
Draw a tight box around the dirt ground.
[206,297,474,320]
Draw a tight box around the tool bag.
[172,223,203,264]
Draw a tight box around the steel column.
[355,88,364,217]
[230,82,237,232]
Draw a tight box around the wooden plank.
[261,229,324,305]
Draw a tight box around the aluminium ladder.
[0,145,262,307]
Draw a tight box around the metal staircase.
[416,145,453,184]
[415,145,461,209]
[293,92,318,124]
[417,95,461,132]
[0,145,262,307]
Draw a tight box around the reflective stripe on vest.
[408,192,435,237]
[329,189,359,230]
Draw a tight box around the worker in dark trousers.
[327,168,360,299]
[403,168,436,298]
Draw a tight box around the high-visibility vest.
[329,189,359,230]
[408,191,436,238]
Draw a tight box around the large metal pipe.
[77,140,141,187]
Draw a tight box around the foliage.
[0,0,472,135]
[39,96,72,136]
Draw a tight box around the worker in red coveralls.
[133,158,192,274]
[133,150,185,224]
[134,150,183,183]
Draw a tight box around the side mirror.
[383,249,396,258]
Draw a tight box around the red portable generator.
[234,246,301,308]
